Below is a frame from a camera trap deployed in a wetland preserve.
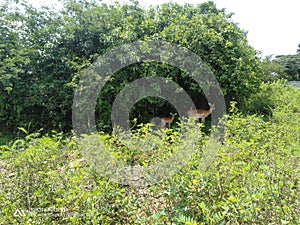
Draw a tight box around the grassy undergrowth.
[0,82,299,224]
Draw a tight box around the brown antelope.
[187,103,215,123]
[161,112,177,128]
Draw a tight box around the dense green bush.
[243,79,300,116]
[0,0,261,133]
[1,84,299,224]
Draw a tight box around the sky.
[137,0,300,57]
[3,0,300,57]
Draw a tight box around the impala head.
[208,103,215,111]
[170,112,177,117]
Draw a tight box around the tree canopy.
[0,0,262,133]
[274,54,300,81]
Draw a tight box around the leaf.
[18,127,28,134]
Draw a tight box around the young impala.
[187,103,215,123]
[161,112,177,128]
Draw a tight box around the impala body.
[187,103,215,123]
[161,112,177,128]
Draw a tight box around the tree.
[260,56,287,82]
[0,0,262,133]
[0,0,74,131]
[156,2,261,102]
[274,54,300,81]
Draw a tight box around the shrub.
[0,100,299,224]
[243,79,300,116]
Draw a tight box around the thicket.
[0,81,299,224]
[0,0,261,133]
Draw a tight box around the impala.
[187,103,215,123]
[161,112,177,128]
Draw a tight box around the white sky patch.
[212,0,300,57]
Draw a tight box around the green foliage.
[1,0,299,223]
[0,0,261,133]
[1,85,299,224]
[242,79,300,116]
[0,0,74,131]
[260,56,288,82]
[274,54,300,81]
[158,1,261,101]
